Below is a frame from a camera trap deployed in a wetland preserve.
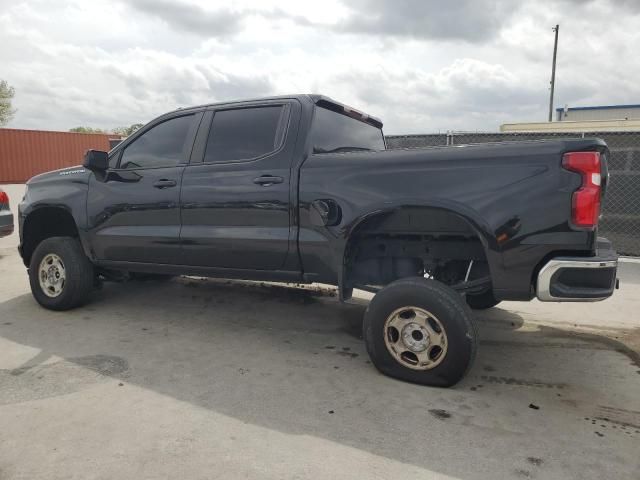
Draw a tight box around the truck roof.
[170,94,384,129]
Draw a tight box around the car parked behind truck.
[0,187,14,238]
[18,94,618,387]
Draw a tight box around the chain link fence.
[386,131,640,257]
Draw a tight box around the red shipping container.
[0,128,122,183]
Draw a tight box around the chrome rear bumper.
[536,238,618,302]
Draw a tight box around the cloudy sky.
[1,0,639,134]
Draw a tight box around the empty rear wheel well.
[22,208,79,266]
[343,207,491,298]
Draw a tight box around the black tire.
[29,237,95,311]
[466,290,500,310]
[129,273,176,281]
[363,277,477,387]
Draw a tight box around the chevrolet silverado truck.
[18,94,618,387]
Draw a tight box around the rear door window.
[204,106,288,163]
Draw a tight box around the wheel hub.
[401,322,430,352]
[46,266,61,284]
[38,253,66,298]
[383,306,448,371]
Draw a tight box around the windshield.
[311,106,385,154]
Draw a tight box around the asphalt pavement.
[1,183,638,479]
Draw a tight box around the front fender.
[19,177,91,261]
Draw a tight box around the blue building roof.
[556,104,640,112]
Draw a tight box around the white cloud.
[1,0,639,133]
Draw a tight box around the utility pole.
[548,24,559,122]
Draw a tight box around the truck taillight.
[0,190,9,208]
[562,151,601,228]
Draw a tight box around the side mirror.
[83,150,109,171]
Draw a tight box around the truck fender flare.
[338,199,498,300]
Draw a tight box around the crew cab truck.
[18,94,618,387]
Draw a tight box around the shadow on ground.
[1,277,639,479]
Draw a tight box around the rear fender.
[339,200,499,300]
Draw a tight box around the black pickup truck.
[18,94,618,387]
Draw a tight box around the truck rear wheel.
[466,290,500,310]
[363,277,477,387]
[29,237,95,311]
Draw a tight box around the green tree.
[0,79,16,127]
[112,123,144,136]
[69,126,106,133]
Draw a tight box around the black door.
[180,101,300,270]
[87,112,201,264]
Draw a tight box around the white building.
[556,104,640,122]
[501,104,640,132]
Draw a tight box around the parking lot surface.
[1,184,639,479]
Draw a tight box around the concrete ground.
[0,184,639,480]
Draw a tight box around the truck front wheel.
[363,277,477,387]
[28,237,95,311]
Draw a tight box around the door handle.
[253,175,283,186]
[153,179,177,189]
